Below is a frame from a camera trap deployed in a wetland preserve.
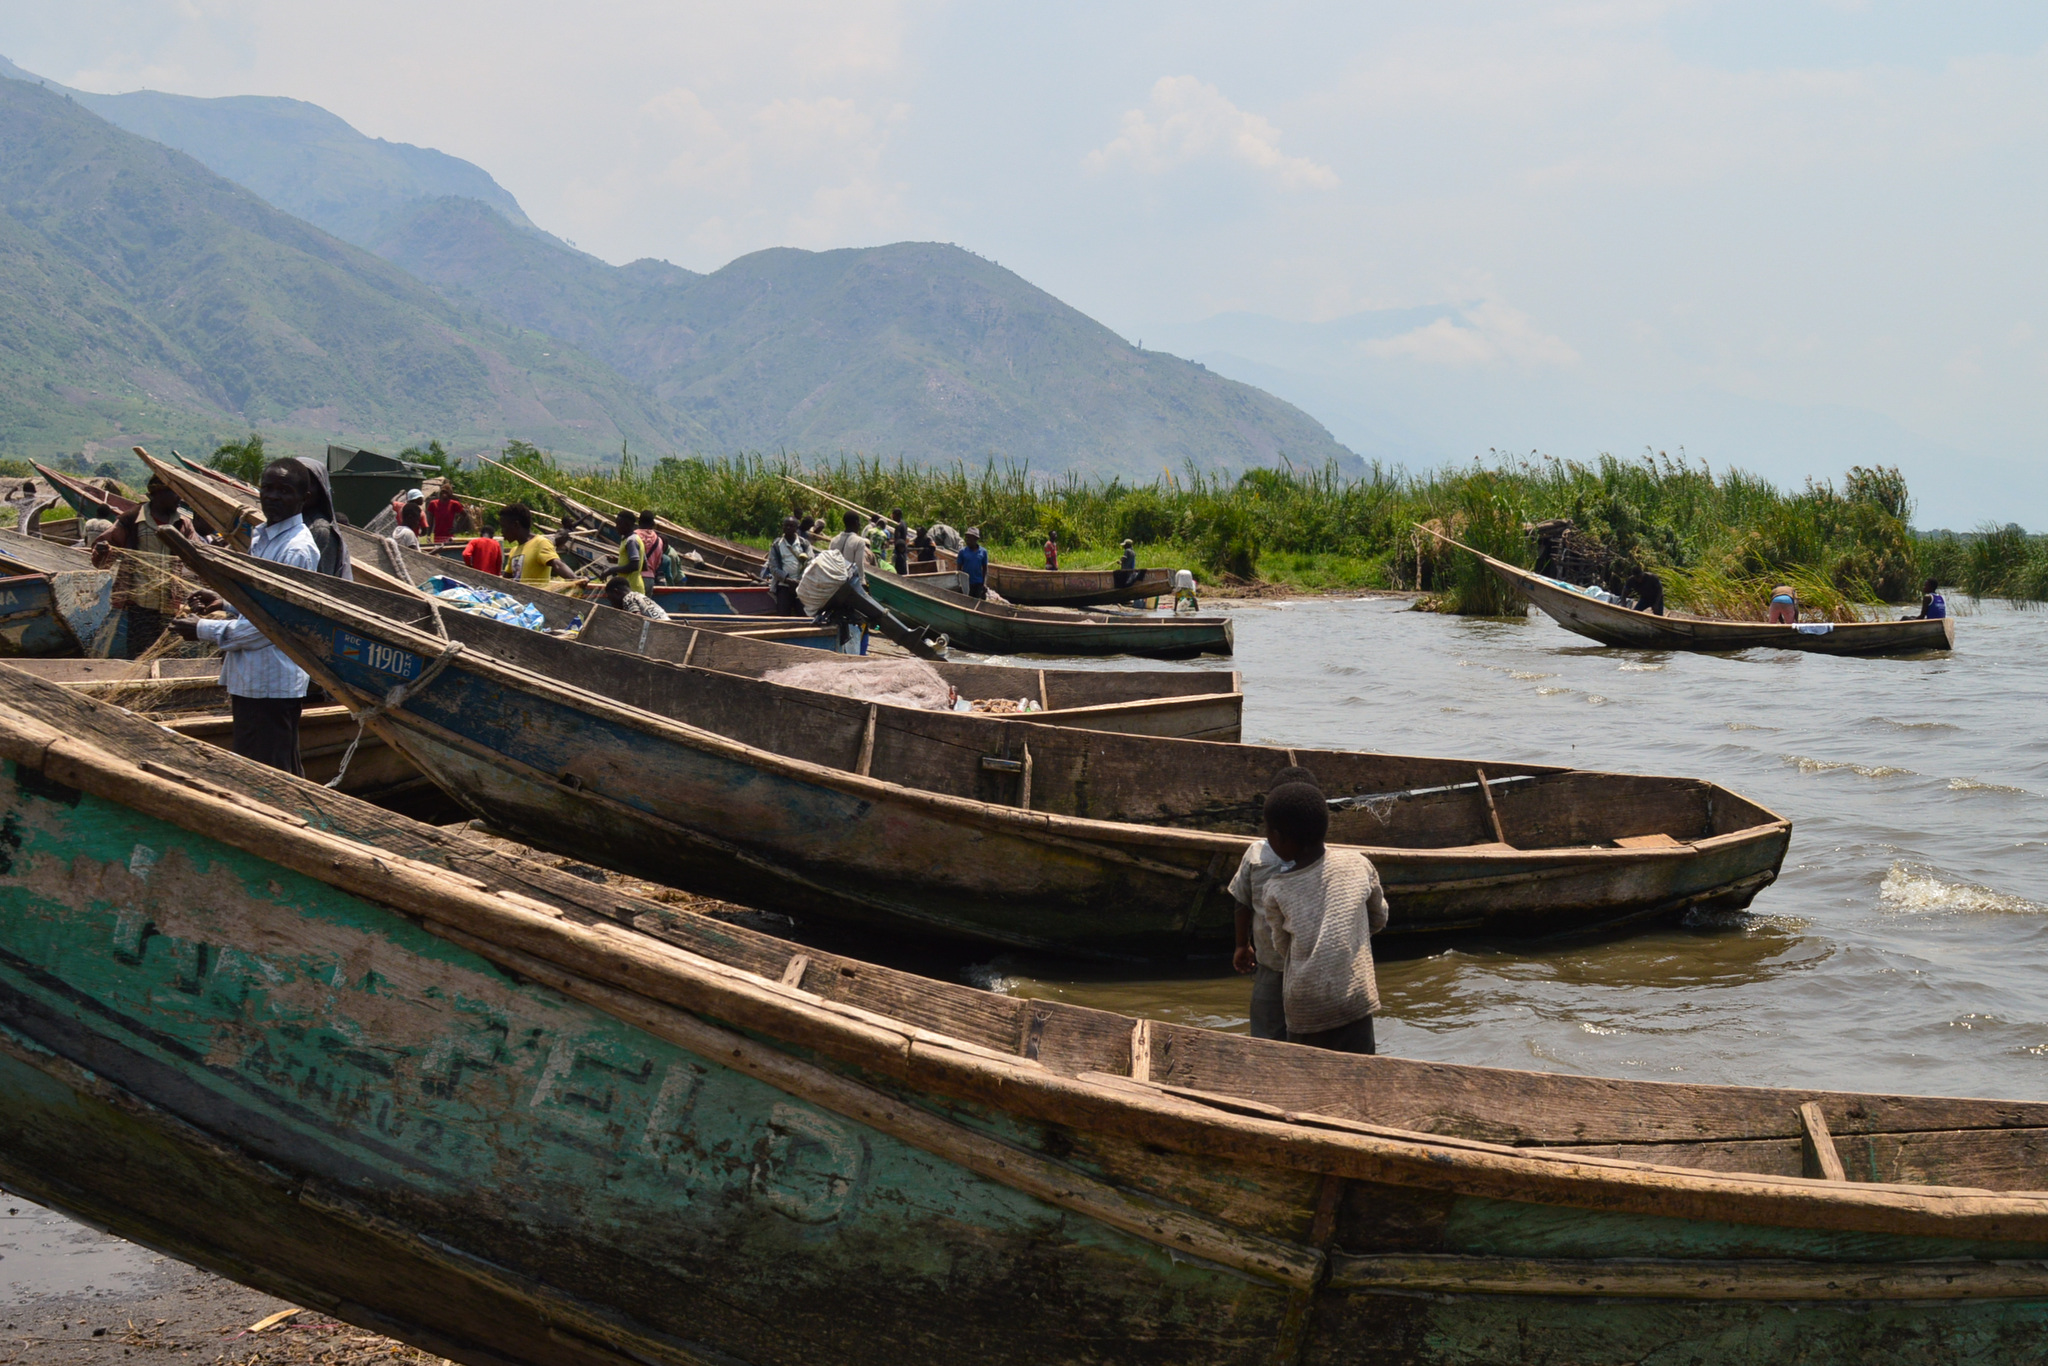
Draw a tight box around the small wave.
[1880,863,2047,917]
[1585,695,1609,705]
[1782,755,1916,778]
[1873,717,1961,733]
[1537,686,1571,696]
[1578,1021,1621,1036]
[1617,662,1664,672]
[1727,722,1778,732]
[1948,777,2029,795]
[1508,670,1555,680]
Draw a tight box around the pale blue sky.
[1,1,2042,524]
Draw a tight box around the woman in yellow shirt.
[499,504,580,589]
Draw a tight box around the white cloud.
[1085,76,1337,190]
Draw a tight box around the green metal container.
[325,444,433,526]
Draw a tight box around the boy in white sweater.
[1254,780,1389,1054]
[1230,766,1318,1040]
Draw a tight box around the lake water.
[969,596,2048,1104]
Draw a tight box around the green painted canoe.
[5,670,2048,1364]
[865,567,1233,658]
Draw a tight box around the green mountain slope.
[0,73,694,463]
[0,53,537,251]
[376,198,1362,479]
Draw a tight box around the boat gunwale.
[0,698,2043,1247]
[167,532,1791,869]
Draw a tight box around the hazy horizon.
[2,2,2043,527]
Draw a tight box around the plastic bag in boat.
[797,548,855,613]
[419,575,547,631]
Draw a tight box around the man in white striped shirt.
[173,460,321,775]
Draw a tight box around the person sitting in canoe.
[1231,766,1320,1041]
[500,503,580,589]
[958,527,990,600]
[1622,568,1665,616]
[1767,585,1797,624]
[1915,579,1948,620]
[1254,778,1390,1055]
[601,575,669,621]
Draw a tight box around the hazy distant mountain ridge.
[0,73,688,459]
[374,208,1362,479]
[0,53,538,251]
[0,55,1360,479]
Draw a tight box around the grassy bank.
[444,446,1951,616]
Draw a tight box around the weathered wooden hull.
[0,569,120,657]
[337,523,841,649]
[933,549,1177,607]
[3,674,2048,1366]
[349,525,1247,740]
[648,583,777,614]
[867,568,1234,659]
[169,545,1789,958]
[1488,554,1958,655]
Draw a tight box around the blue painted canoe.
[0,531,124,657]
[648,583,776,615]
[164,537,1791,958]
[4,668,2048,1366]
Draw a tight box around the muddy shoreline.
[0,1195,437,1366]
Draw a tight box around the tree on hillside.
[210,434,266,486]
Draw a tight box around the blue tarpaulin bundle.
[418,576,548,630]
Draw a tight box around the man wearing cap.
[957,527,990,600]
[1115,538,1138,588]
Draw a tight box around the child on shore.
[1230,767,1319,1040]
[1255,779,1390,1054]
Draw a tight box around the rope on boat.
[324,639,466,790]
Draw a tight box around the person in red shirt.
[462,511,504,575]
[1043,529,1059,570]
[425,482,466,543]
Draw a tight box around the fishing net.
[78,631,218,716]
[764,656,955,710]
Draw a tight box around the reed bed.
[394,441,1957,615]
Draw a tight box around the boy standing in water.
[1230,767,1320,1041]
[1255,779,1390,1054]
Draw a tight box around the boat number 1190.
[336,630,422,681]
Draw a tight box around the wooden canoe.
[866,567,1234,659]
[31,461,137,518]
[933,546,1176,607]
[137,448,256,545]
[0,657,456,820]
[168,536,1788,957]
[0,530,122,657]
[1463,542,1958,655]
[1,670,2046,1366]
[335,524,840,649]
[349,523,1243,738]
